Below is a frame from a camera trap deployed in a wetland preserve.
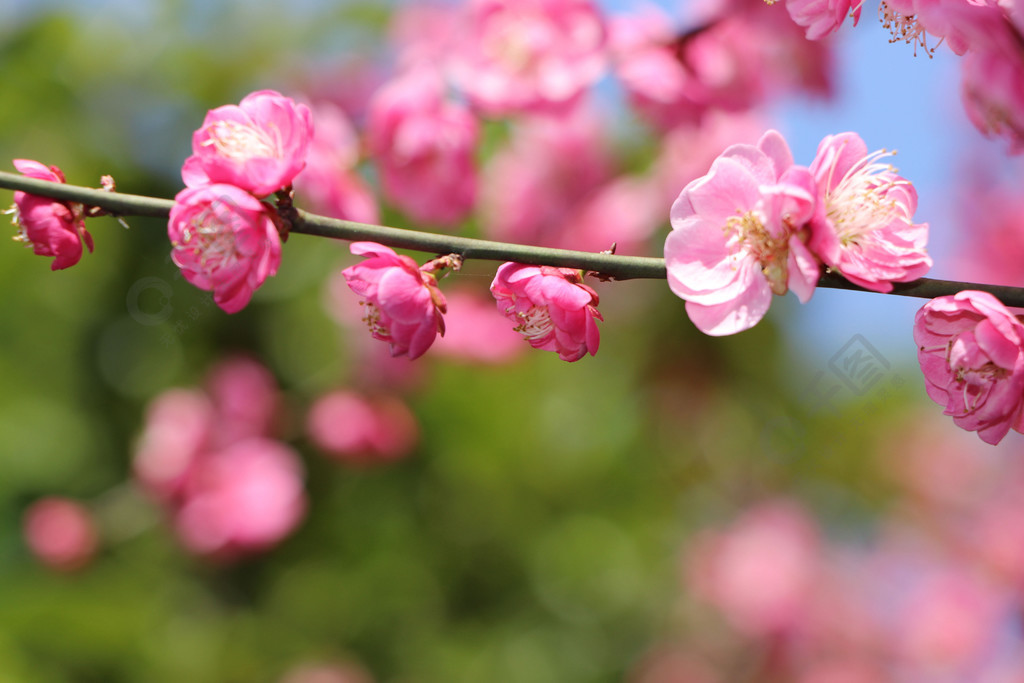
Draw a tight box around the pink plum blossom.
[341,242,447,360]
[183,89,313,197]
[293,102,379,224]
[686,500,821,637]
[664,129,819,336]
[206,355,281,447]
[490,262,602,362]
[962,47,1024,154]
[9,159,93,270]
[366,68,479,227]
[175,438,306,558]
[608,9,702,131]
[784,0,862,40]
[133,388,215,502]
[168,183,282,314]
[807,132,931,292]
[306,390,418,464]
[448,0,608,116]
[23,497,98,572]
[914,291,1024,445]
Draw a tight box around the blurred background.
[2,1,1024,681]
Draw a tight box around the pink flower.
[341,242,447,360]
[293,102,379,224]
[807,132,931,292]
[9,159,93,270]
[784,0,862,39]
[914,291,1024,445]
[133,388,214,502]
[23,497,98,572]
[686,500,821,637]
[306,390,418,463]
[206,355,281,447]
[490,262,602,362]
[175,438,306,558]
[664,129,820,336]
[182,89,313,197]
[448,0,608,116]
[366,68,479,227]
[168,184,282,313]
[962,47,1024,153]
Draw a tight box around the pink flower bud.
[341,242,447,360]
[23,497,98,572]
[306,390,418,464]
[914,291,1024,445]
[168,184,282,314]
[490,262,602,362]
[9,159,94,270]
[183,89,313,197]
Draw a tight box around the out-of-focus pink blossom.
[431,289,526,363]
[962,47,1024,154]
[686,500,821,637]
[175,438,306,558]
[448,0,608,116]
[608,9,702,131]
[10,159,93,270]
[341,242,447,360]
[390,3,462,71]
[206,355,281,447]
[490,263,602,362]
[293,102,378,224]
[168,184,282,314]
[895,568,1004,673]
[784,0,861,39]
[808,132,931,292]
[795,661,885,683]
[133,388,214,502]
[182,89,313,197]
[480,107,613,247]
[23,497,98,572]
[366,68,478,227]
[278,660,375,683]
[914,291,1024,445]
[306,390,418,463]
[665,129,819,336]
[949,180,1024,286]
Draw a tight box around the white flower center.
[179,204,240,270]
[726,211,791,295]
[202,120,281,161]
[823,148,910,246]
[512,304,554,341]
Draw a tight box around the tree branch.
[3,170,1024,307]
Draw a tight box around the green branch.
[3,170,1024,307]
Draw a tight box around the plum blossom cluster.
[778,0,1024,152]
[340,242,603,362]
[169,90,313,313]
[133,357,306,559]
[665,129,931,335]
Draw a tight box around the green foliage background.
[0,3,943,681]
